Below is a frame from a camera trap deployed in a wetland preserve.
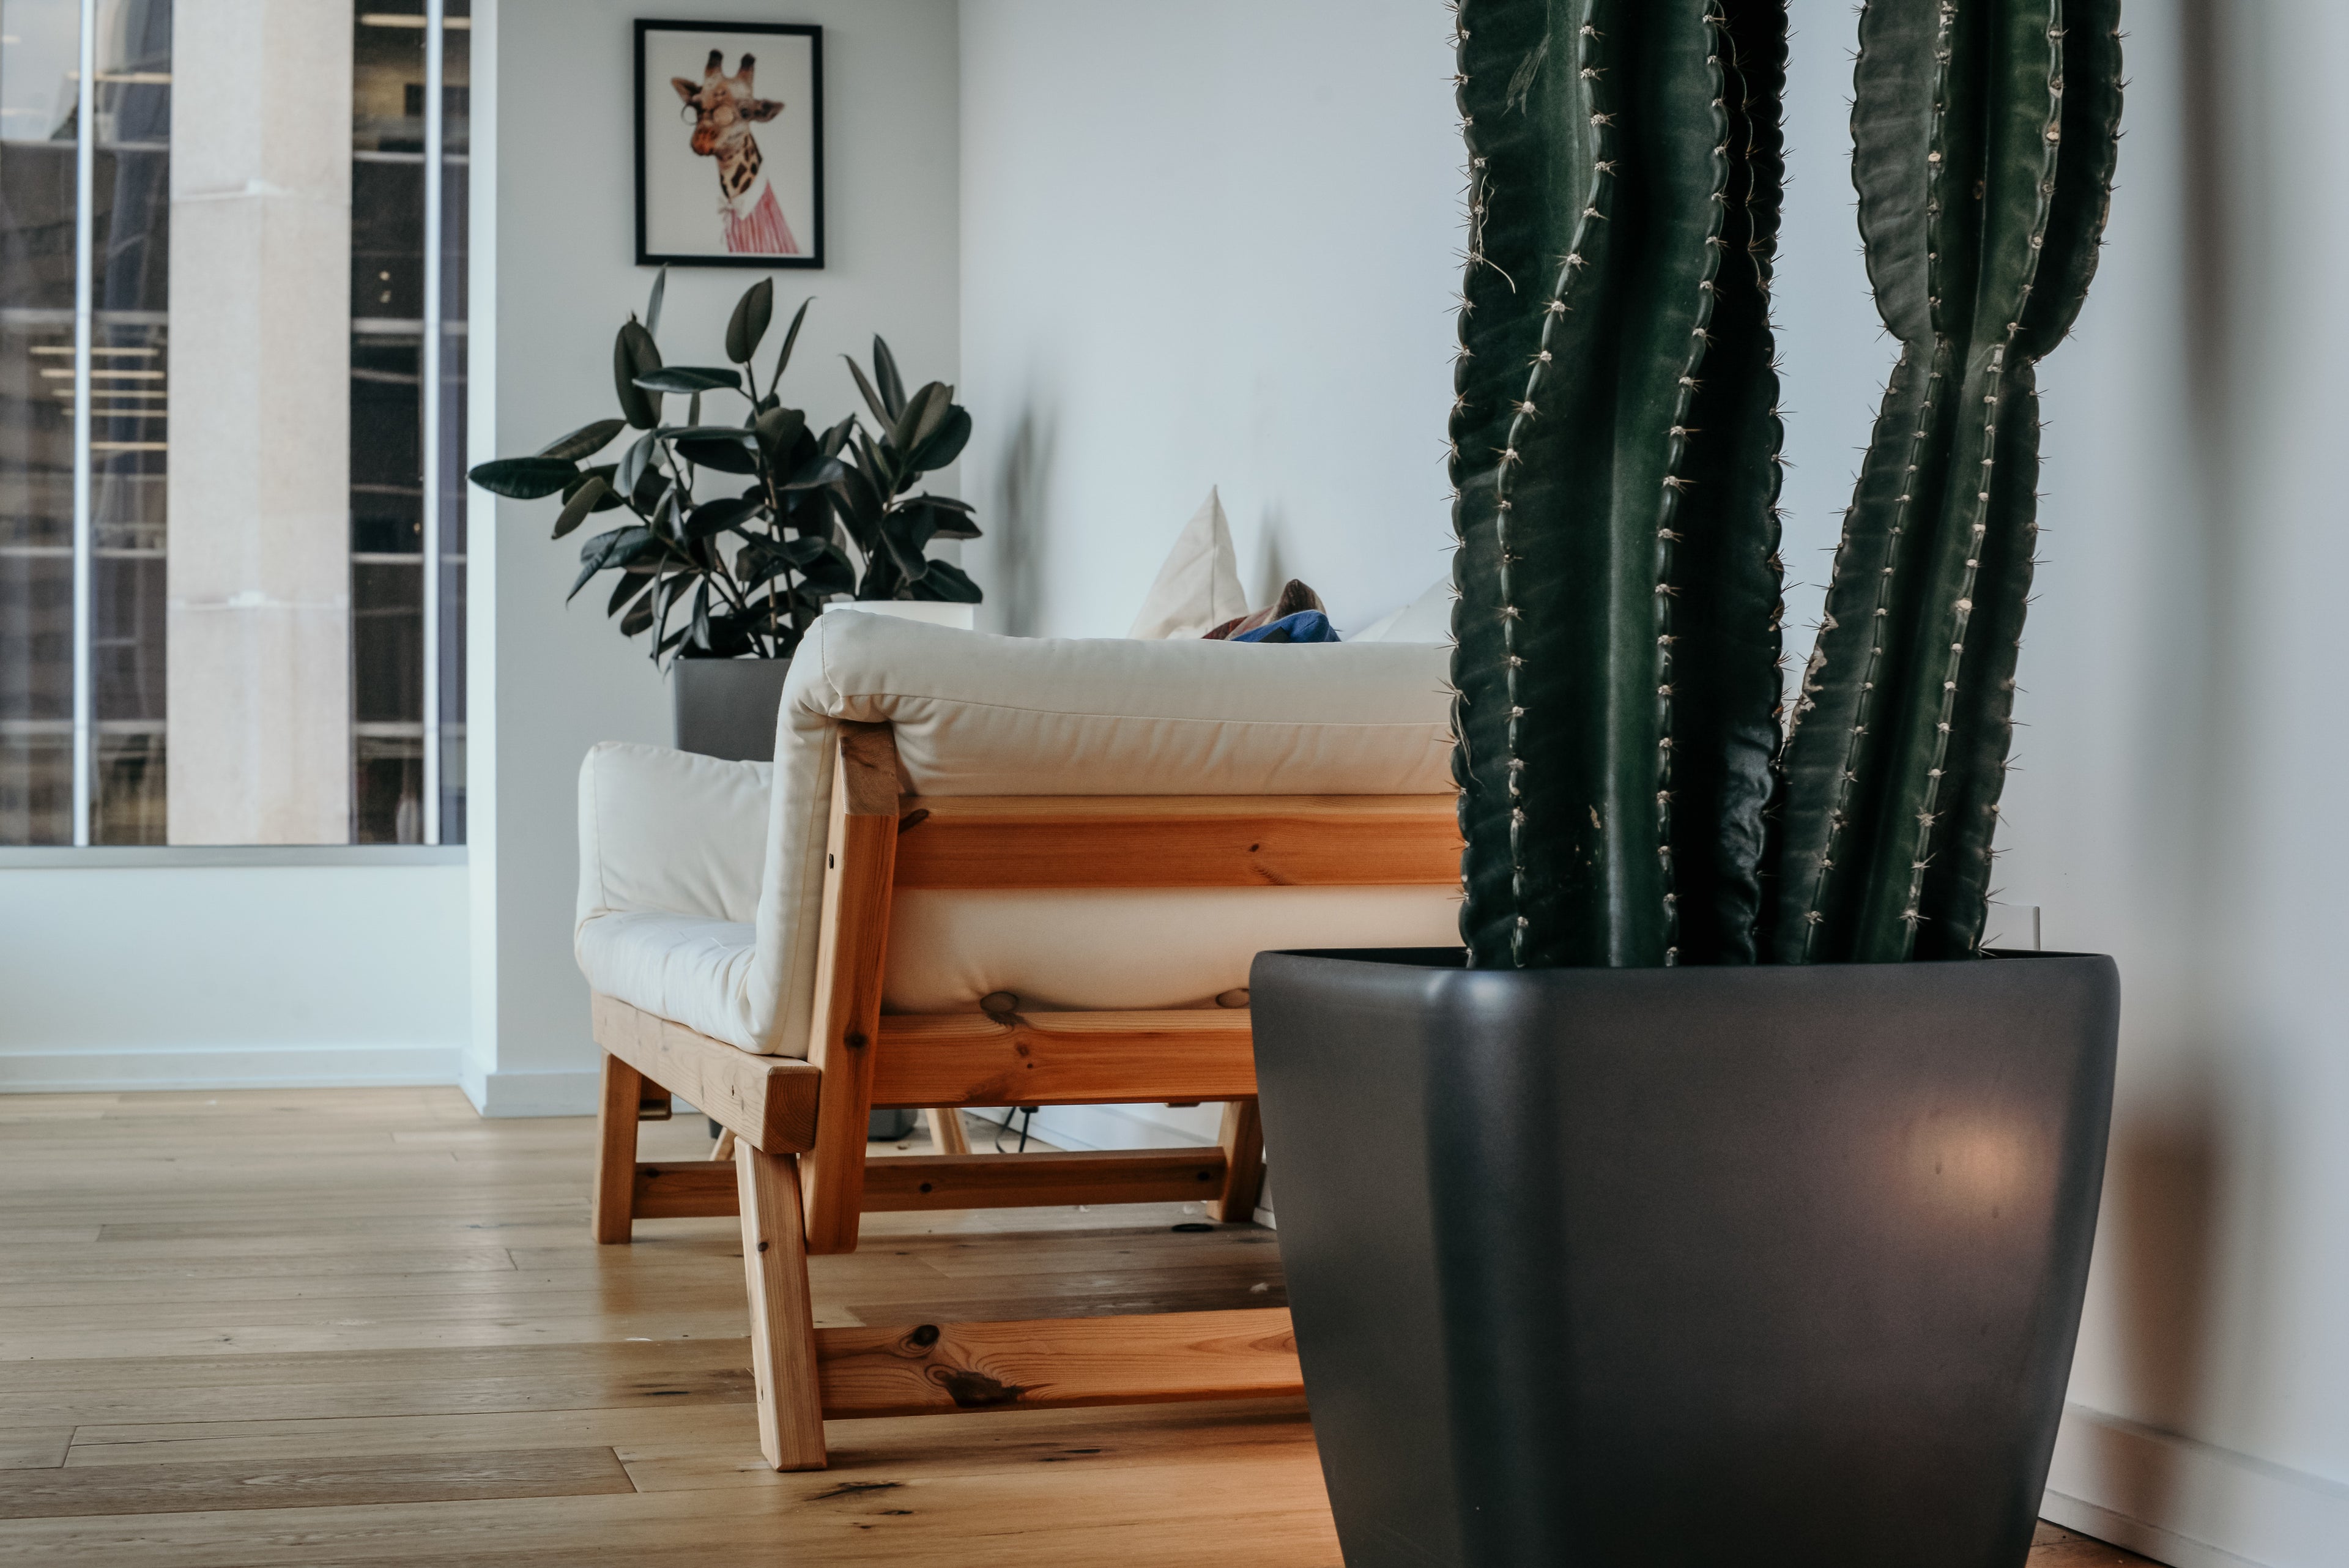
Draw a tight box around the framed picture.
[634,20,823,268]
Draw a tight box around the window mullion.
[420,0,447,847]
[69,0,98,846]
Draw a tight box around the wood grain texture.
[1211,1100,1266,1225]
[861,1150,1229,1213]
[629,1161,737,1221]
[0,1085,2152,1566]
[731,1143,825,1471]
[0,1447,631,1519]
[588,997,818,1154]
[869,1011,1256,1109]
[815,1309,1302,1418]
[590,1055,642,1244]
[800,722,905,1255]
[891,793,1461,888]
[0,1429,70,1470]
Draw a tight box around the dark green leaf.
[856,549,906,602]
[686,492,763,539]
[854,430,896,496]
[896,494,981,546]
[552,475,612,537]
[538,417,628,463]
[726,278,774,365]
[619,593,657,637]
[676,434,760,474]
[779,451,844,491]
[689,580,712,651]
[831,461,885,549]
[843,355,892,426]
[795,549,856,598]
[644,266,669,339]
[631,464,670,514]
[615,321,662,429]
[818,413,857,458]
[606,564,656,617]
[469,455,577,499]
[754,406,807,461]
[570,525,656,601]
[872,336,907,420]
[888,381,948,458]
[769,297,812,393]
[904,404,970,474]
[566,465,626,515]
[615,431,658,497]
[635,366,745,395]
[908,558,983,604]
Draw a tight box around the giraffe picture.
[635,21,823,269]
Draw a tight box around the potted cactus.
[1249,1,2123,1564]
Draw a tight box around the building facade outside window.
[0,0,469,847]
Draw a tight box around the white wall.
[466,0,960,1113]
[957,0,1461,639]
[954,2,2349,1563]
[0,863,469,1089]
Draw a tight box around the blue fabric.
[1231,611,1340,644]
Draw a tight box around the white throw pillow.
[1127,488,1250,639]
[1353,576,1453,644]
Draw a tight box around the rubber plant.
[1448,0,2120,968]
[467,273,980,663]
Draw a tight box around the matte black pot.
[671,656,792,762]
[1249,949,2118,1568]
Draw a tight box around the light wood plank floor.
[0,1087,2160,1566]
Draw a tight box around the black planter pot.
[670,656,792,762]
[1250,949,2118,1568]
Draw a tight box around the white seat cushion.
[577,614,1458,1055]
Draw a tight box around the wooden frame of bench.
[589,721,1460,1469]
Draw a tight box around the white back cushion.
[1126,488,1250,639]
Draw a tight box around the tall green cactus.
[1449,0,1790,969]
[1768,0,2123,962]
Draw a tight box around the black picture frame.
[634,20,825,269]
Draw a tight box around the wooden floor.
[0,1087,2159,1566]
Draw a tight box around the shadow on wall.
[2107,1093,2221,1519]
[988,402,1056,636]
[1252,503,1293,611]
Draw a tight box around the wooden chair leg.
[1210,1098,1266,1224]
[926,1107,971,1155]
[735,1142,828,1471]
[592,1053,644,1244]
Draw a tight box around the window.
[0,0,469,847]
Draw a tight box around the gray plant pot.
[671,656,792,762]
[1250,948,2120,1568]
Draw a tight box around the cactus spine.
[1768,0,2123,962]
[1449,0,1789,969]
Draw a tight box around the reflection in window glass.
[0,0,84,842]
[0,2,468,845]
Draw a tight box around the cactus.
[1449,0,1790,968]
[1768,0,2123,962]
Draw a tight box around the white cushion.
[1353,576,1453,644]
[1127,488,1249,639]
[577,612,1458,1055]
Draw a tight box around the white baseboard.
[2043,1403,2349,1568]
[0,1044,462,1094]
[470,1068,603,1118]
